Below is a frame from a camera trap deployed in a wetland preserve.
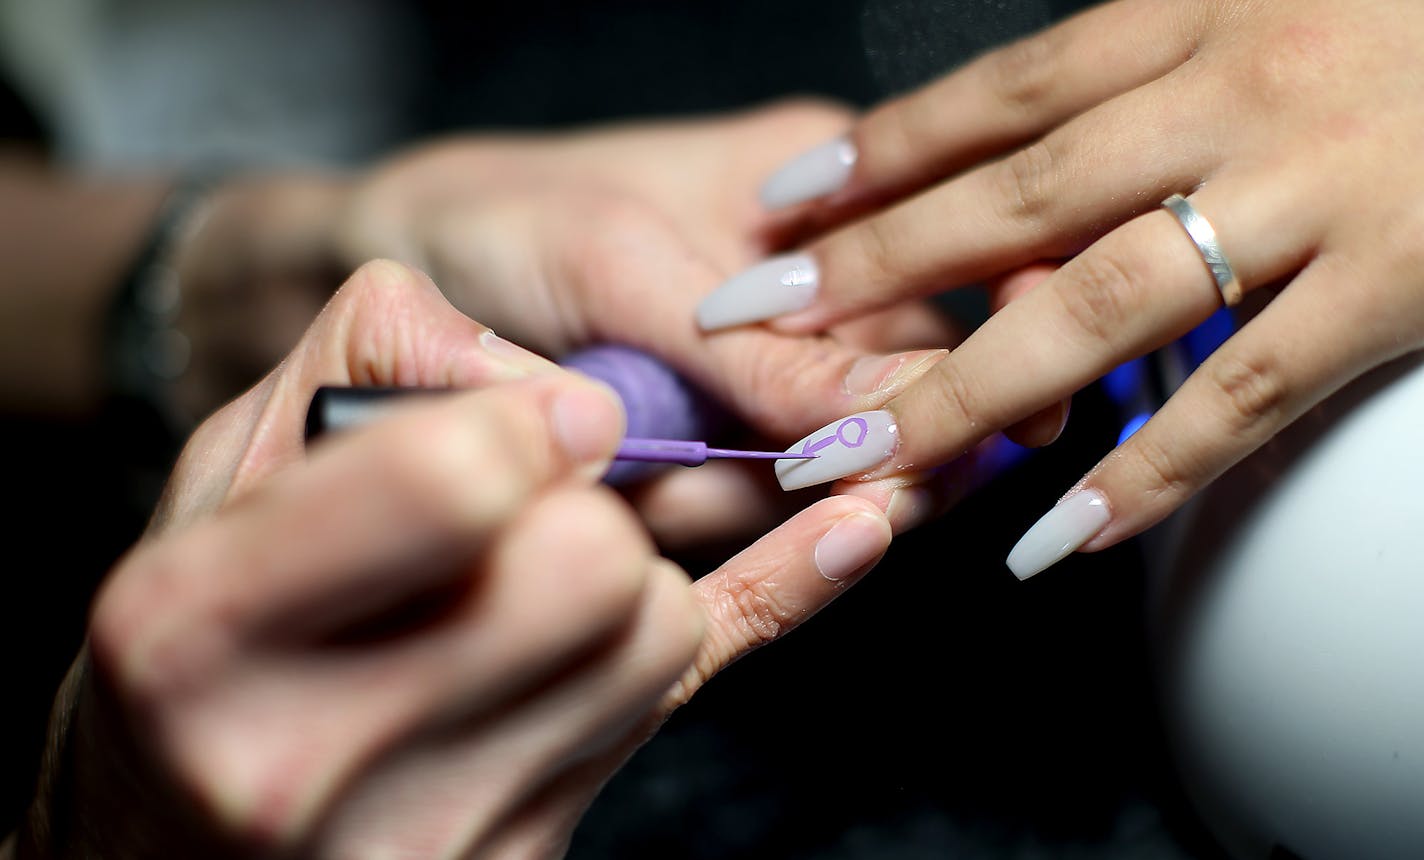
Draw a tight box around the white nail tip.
[1005,490,1110,580]
[776,411,898,491]
[695,254,819,331]
[759,137,858,210]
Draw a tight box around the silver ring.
[1162,193,1243,307]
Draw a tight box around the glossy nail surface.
[760,136,857,210]
[776,410,898,491]
[1005,490,1110,580]
[696,254,818,331]
[814,513,889,582]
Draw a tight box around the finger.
[756,0,1202,214]
[98,486,656,843]
[95,373,627,676]
[534,194,952,440]
[989,263,1073,447]
[770,177,1320,492]
[1005,252,1423,579]
[667,495,892,709]
[157,260,560,526]
[703,67,1220,335]
[832,431,1033,536]
[278,485,660,724]
[1004,397,1071,449]
[312,559,702,857]
[826,300,963,354]
[626,460,813,554]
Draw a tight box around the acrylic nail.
[843,348,948,398]
[695,253,818,331]
[760,136,858,210]
[776,410,899,492]
[1005,489,1110,580]
[814,512,889,582]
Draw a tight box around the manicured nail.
[814,512,890,582]
[551,382,625,475]
[1005,489,1110,580]
[760,136,858,210]
[696,253,818,331]
[776,410,898,491]
[843,348,948,398]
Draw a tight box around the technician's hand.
[337,104,1008,548]
[699,0,1424,578]
[15,261,893,859]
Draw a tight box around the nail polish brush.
[304,385,813,468]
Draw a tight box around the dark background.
[1,1,1229,855]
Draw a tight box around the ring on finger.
[1162,193,1244,307]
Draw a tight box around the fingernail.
[814,512,889,582]
[551,381,625,474]
[696,253,818,331]
[1005,489,1110,580]
[843,348,949,398]
[480,330,557,372]
[776,410,898,492]
[760,136,858,210]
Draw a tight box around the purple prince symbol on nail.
[802,416,870,456]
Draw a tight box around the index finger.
[96,372,627,671]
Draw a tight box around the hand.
[335,104,1007,548]
[167,173,351,423]
[698,0,1424,578]
[15,261,893,859]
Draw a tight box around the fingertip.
[550,376,627,478]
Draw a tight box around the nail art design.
[1005,490,1110,580]
[696,254,818,331]
[760,136,858,210]
[776,411,898,491]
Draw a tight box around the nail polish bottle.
[560,345,728,486]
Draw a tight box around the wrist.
[103,173,230,437]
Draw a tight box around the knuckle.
[91,542,235,701]
[994,139,1061,227]
[923,360,988,437]
[852,214,907,291]
[1205,351,1288,435]
[1226,24,1340,112]
[1055,252,1143,346]
[1129,433,1193,502]
[340,258,432,307]
[722,577,791,649]
[984,31,1062,116]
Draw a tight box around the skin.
[170,102,1010,549]
[753,0,1424,561]
[0,101,1001,549]
[5,261,894,859]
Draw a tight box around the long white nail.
[1005,490,1110,580]
[776,410,898,491]
[760,137,858,210]
[696,254,819,331]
